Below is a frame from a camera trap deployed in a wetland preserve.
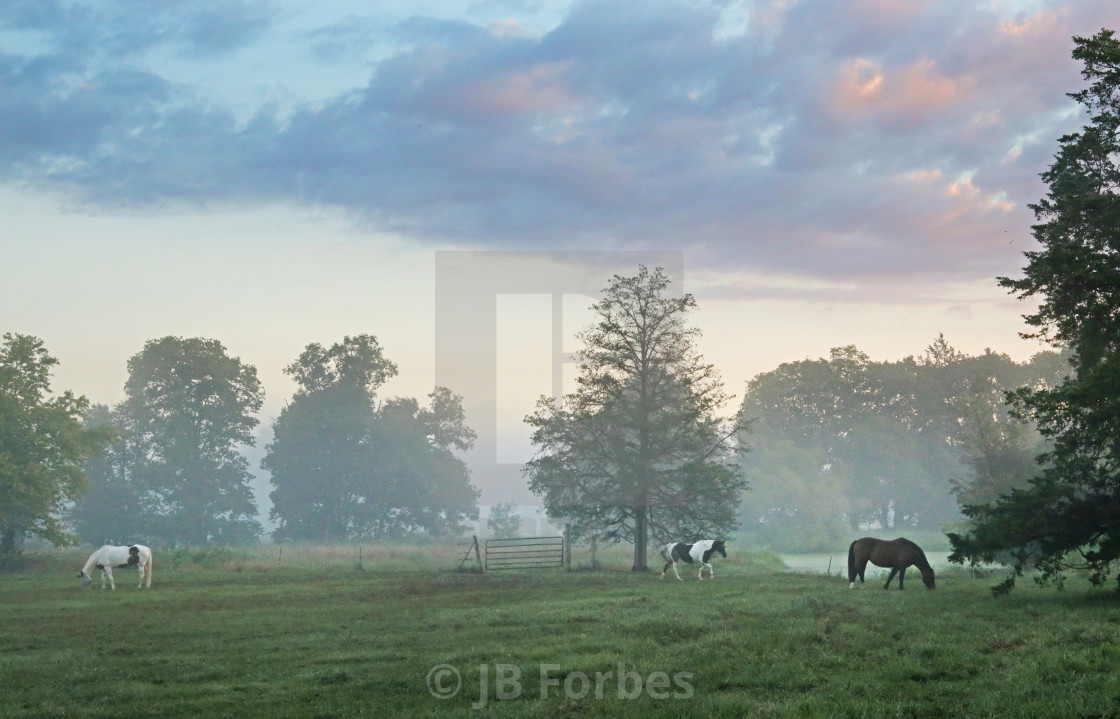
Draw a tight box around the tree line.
[738,338,1067,551]
[0,266,747,574]
[0,333,479,558]
[0,272,1081,573]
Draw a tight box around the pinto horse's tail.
[80,549,99,582]
[144,551,153,588]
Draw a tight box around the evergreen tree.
[949,31,1120,593]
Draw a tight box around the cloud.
[2,0,1119,282]
[829,57,967,126]
[304,15,395,63]
[0,0,273,59]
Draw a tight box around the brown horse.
[847,537,935,590]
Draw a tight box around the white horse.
[659,539,727,581]
[79,545,153,590]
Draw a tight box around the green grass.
[4,545,1120,718]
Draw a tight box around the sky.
[3,0,1118,508]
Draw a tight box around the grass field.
[3,543,1120,718]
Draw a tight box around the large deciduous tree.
[524,266,747,572]
[0,334,111,563]
[946,350,1066,510]
[948,30,1120,593]
[122,336,264,544]
[69,404,153,545]
[740,343,962,541]
[738,338,1062,551]
[265,335,479,540]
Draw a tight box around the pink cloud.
[457,62,578,117]
[997,9,1066,39]
[829,57,969,125]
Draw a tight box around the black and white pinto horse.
[79,544,153,590]
[659,539,727,581]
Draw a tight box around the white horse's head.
[78,572,92,590]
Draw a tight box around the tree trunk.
[0,527,19,569]
[631,507,648,571]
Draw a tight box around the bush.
[486,501,522,539]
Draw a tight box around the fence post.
[564,524,572,570]
[457,535,484,572]
[590,535,598,570]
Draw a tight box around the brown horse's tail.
[847,540,857,581]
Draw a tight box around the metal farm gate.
[484,536,566,571]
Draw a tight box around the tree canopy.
[0,334,111,562]
[525,266,747,571]
[71,336,265,545]
[265,335,479,540]
[948,30,1120,593]
[740,338,1062,552]
[69,404,150,546]
[486,501,522,539]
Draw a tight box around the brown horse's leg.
[884,567,898,589]
[898,567,906,590]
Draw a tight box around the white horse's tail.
[80,548,101,580]
[144,551,153,588]
[79,553,95,588]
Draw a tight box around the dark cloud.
[304,15,393,62]
[2,0,1119,283]
[0,0,273,59]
